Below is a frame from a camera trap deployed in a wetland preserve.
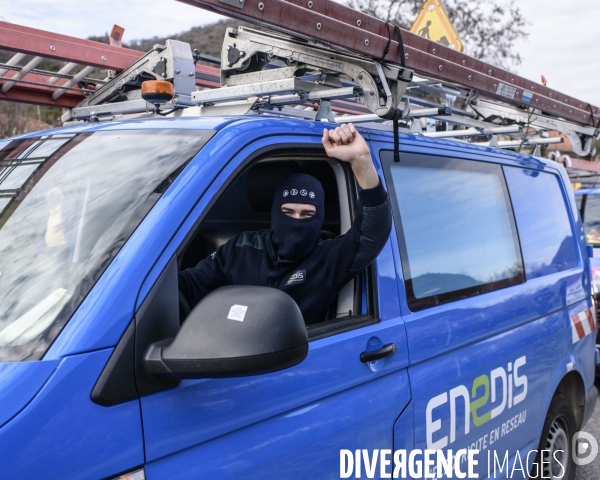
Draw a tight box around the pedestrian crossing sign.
[410,0,464,52]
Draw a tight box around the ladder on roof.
[0,2,598,162]
[178,0,600,127]
[187,25,590,156]
[179,0,599,158]
[0,21,220,109]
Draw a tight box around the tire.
[530,393,577,480]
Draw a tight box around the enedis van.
[0,114,597,479]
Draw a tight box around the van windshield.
[0,130,212,361]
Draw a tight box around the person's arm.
[178,240,234,310]
[319,124,392,289]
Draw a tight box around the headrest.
[247,161,302,212]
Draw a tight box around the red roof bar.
[564,157,600,173]
[0,86,81,108]
[0,21,141,69]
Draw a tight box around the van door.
[381,149,583,477]
[137,132,410,479]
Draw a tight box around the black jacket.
[178,179,392,324]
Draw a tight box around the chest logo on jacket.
[285,270,306,285]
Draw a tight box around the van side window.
[504,168,578,279]
[382,152,524,311]
[178,154,376,336]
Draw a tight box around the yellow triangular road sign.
[410,0,464,52]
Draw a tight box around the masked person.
[178,124,392,324]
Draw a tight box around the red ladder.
[178,0,600,129]
[0,21,220,108]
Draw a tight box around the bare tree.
[0,102,61,139]
[348,0,528,70]
[0,102,32,139]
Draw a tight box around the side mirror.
[145,285,308,379]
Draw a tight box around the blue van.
[574,188,600,290]
[0,116,597,479]
[573,188,600,365]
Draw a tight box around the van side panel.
[504,166,595,387]
[145,370,410,479]
[380,146,590,477]
[0,350,144,479]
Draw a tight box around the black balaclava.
[271,173,325,262]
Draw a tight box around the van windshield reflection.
[0,130,212,361]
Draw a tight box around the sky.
[1,0,599,106]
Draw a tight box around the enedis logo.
[285,270,306,286]
[426,356,528,449]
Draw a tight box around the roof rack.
[178,0,600,127]
[192,26,413,120]
[62,39,199,122]
[0,2,598,163]
[178,0,597,156]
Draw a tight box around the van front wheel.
[531,393,576,480]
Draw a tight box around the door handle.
[360,343,396,363]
